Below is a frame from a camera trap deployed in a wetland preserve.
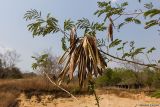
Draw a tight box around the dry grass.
[0,91,19,107]
[0,77,157,107]
[0,77,82,107]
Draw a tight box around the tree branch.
[43,71,78,101]
[100,50,160,69]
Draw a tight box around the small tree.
[24,0,160,106]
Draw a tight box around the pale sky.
[0,0,159,72]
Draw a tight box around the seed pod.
[108,23,113,42]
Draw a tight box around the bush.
[96,68,160,89]
[151,90,160,98]
[0,67,22,79]
[96,68,122,87]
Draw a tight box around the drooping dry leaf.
[58,35,107,87]
[70,27,76,47]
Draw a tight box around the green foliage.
[95,1,128,21]
[122,53,130,59]
[151,90,160,98]
[24,9,41,21]
[96,68,122,87]
[61,36,67,51]
[24,9,59,37]
[76,18,106,35]
[125,17,141,24]
[32,54,49,70]
[144,2,153,9]
[130,47,145,58]
[144,9,160,18]
[145,20,159,29]
[118,22,126,29]
[147,47,156,54]
[109,39,122,48]
[96,68,160,89]
[64,19,74,31]
[144,8,160,29]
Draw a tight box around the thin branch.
[43,71,78,101]
[113,11,143,22]
[100,50,160,69]
[58,27,70,39]
[120,11,144,15]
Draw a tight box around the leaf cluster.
[24,10,59,37]
[76,18,106,35]
[95,1,128,21]
[32,54,49,70]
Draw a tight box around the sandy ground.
[18,91,160,107]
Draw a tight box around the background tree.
[0,50,20,69]
[0,50,22,79]
[33,49,62,78]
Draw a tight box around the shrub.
[151,90,160,98]
[0,67,22,79]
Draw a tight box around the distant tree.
[32,49,63,79]
[0,50,22,79]
[0,50,20,69]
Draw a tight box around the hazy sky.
[0,0,159,72]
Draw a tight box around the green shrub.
[151,90,160,98]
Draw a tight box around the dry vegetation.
[0,77,82,107]
[0,68,160,107]
[0,77,159,107]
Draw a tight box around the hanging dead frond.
[58,35,107,87]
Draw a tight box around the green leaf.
[118,22,126,29]
[144,3,153,9]
[76,18,90,29]
[144,9,160,18]
[145,20,158,29]
[24,9,41,21]
[133,19,141,24]
[125,17,133,22]
[25,9,59,37]
[64,19,74,31]
[147,47,156,53]
[125,17,141,24]
[122,53,130,59]
[121,2,128,7]
[95,1,125,21]
[61,37,67,51]
[117,47,123,51]
[109,39,122,48]
[130,47,145,58]
[32,63,38,70]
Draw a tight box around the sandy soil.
[18,91,160,107]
